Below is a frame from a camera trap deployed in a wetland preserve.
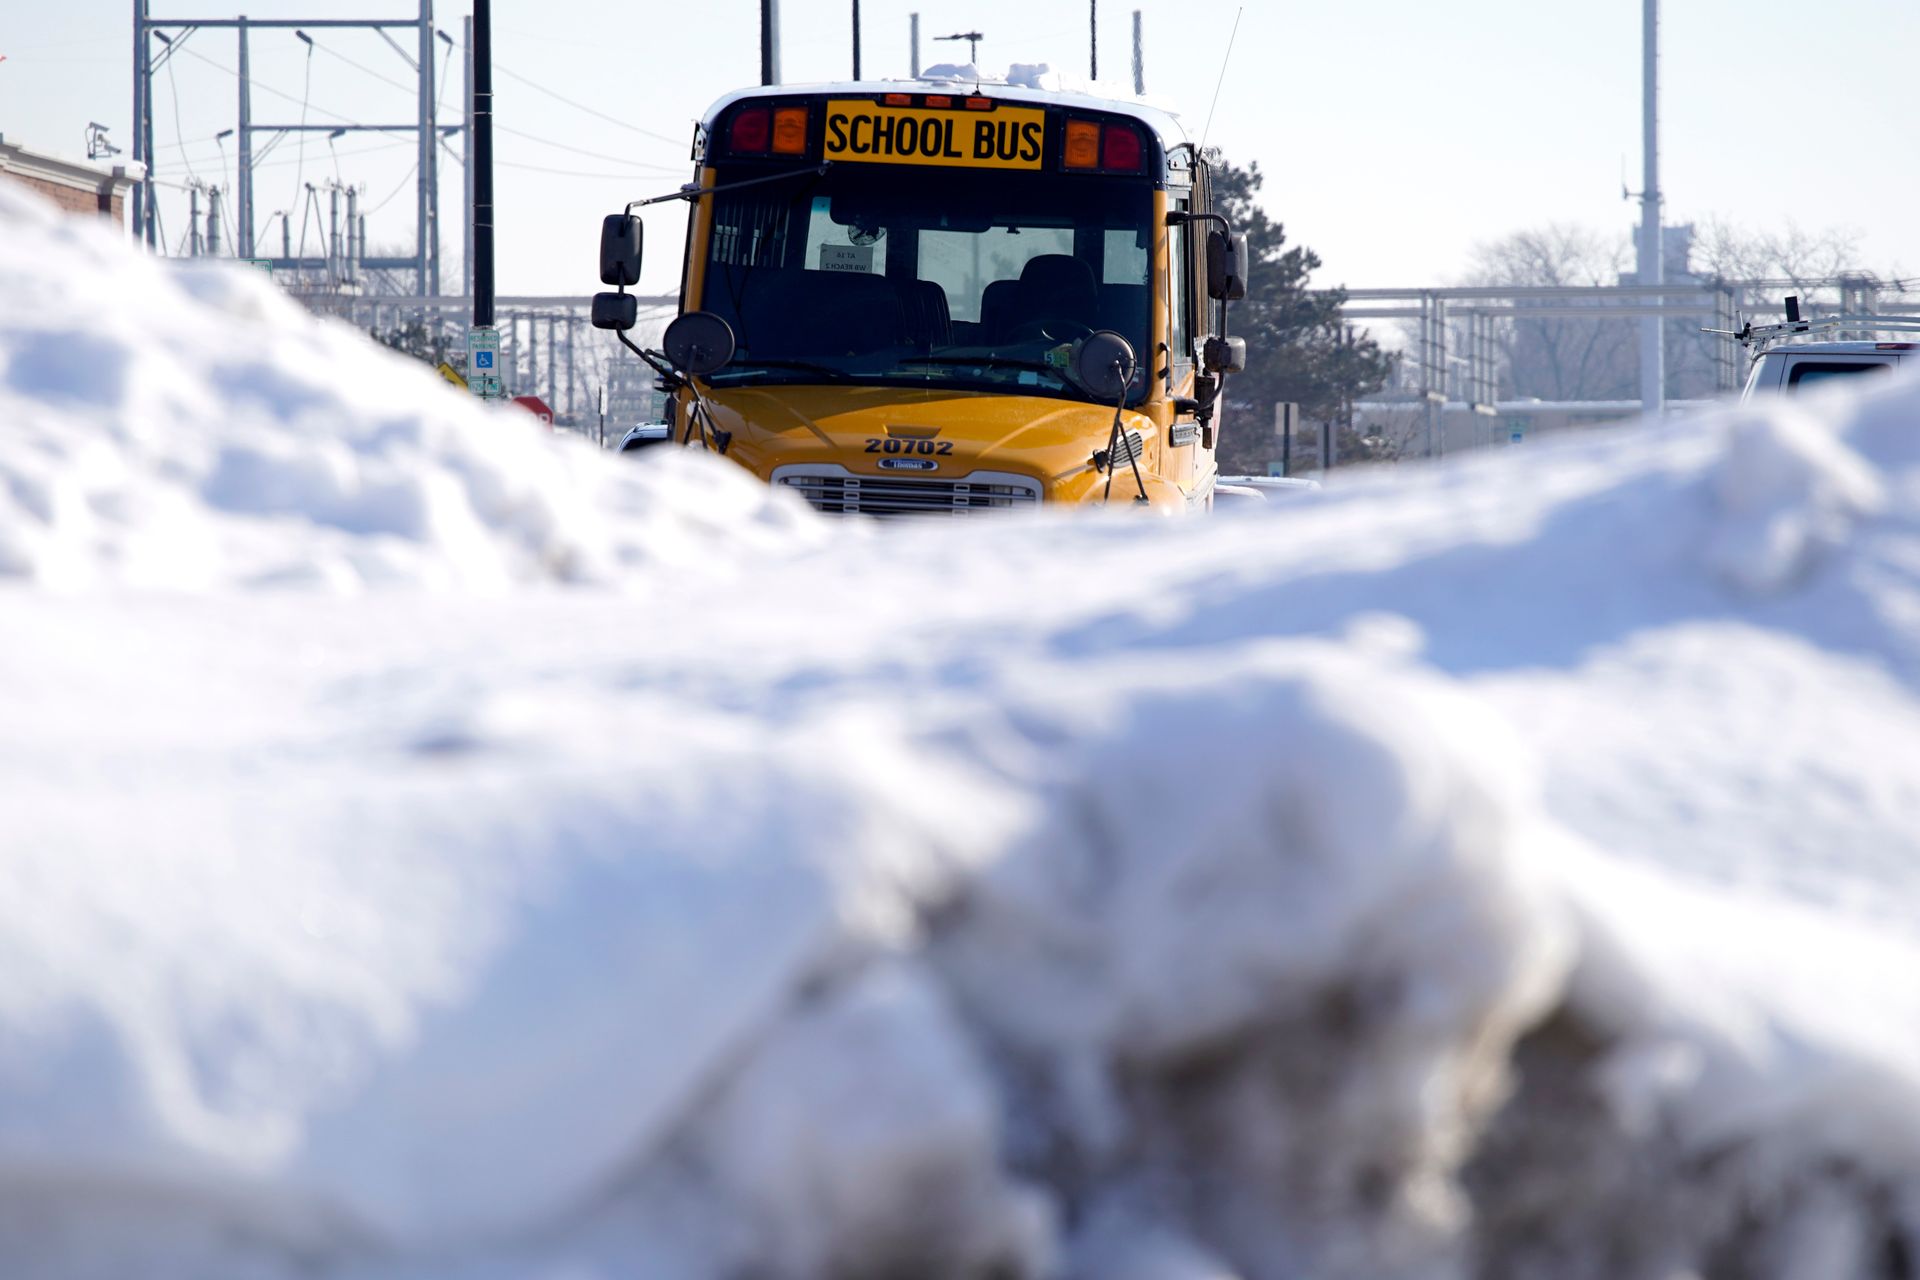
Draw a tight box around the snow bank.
[0,181,820,593]
[6,182,1920,1280]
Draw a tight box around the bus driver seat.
[983,254,1099,344]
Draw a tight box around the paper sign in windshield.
[824,101,1046,171]
[818,244,874,273]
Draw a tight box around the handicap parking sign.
[466,326,501,384]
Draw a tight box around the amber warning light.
[1062,119,1144,173]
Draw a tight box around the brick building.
[0,133,144,232]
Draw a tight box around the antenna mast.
[934,30,984,65]
[1637,0,1664,415]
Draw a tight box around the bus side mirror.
[1071,330,1138,401]
[591,292,638,331]
[1203,335,1246,375]
[663,311,736,375]
[1207,229,1249,301]
[600,214,643,287]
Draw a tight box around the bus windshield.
[697,164,1153,402]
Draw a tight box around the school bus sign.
[822,100,1045,170]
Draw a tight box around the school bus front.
[646,86,1235,516]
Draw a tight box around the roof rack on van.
[1704,294,1920,352]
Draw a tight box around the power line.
[170,41,676,174]
[434,36,454,119]
[172,44,358,127]
[493,62,688,149]
[156,136,413,175]
[162,34,199,182]
[160,123,399,170]
[157,130,233,156]
[307,38,415,98]
[497,158,682,180]
[365,161,419,215]
[495,122,678,169]
[288,34,315,222]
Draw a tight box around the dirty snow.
[5,179,1920,1280]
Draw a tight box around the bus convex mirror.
[663,311,736,375]
[1203,335,1247,376]
[591,291,639,331]
[1207,229,1249,301]
[1071,330,1138,401]
[600,214,643,287]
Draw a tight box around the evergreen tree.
[1210,161,1394,474]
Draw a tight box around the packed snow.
[4,178,1920,1280]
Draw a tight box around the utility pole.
[1132,10,1143,94]
[346,184,359,281]
[910,12,919,77]
[935,30,983,65]
[189,185,202,255]
[851,0,861,79]
[135,0,159,247]
[760,0,780,86]
[473,0,494,327]
[132,0,146,245]
[1089,0,1097,80]
[1637,0,1663,416]
[463,14,474,299]
[416,0,437,297]
[237,15,253,255]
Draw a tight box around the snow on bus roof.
[701,70,1190,147]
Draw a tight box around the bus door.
[1162,156,1204,497]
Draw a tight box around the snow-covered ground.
[4,179,1920,1280]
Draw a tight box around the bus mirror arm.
[1168,210,1249,308]
[613,327,680,388]
[1165,210,1228,231]
[624,163,833,215]
[609,328,722,451]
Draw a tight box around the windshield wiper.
[903,355,1064,375]
[715,358,855,381]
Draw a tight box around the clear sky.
[4,0,1917,300]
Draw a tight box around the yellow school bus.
[592,80,1248,516]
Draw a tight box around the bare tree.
[1670,219,1872,398]
[1464,224,1637,402]
[1692,217,1865,298]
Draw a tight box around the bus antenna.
[935,30,984,67]
[1199,7,1243,152]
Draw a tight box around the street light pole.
[1637,0,1664,416]
[473,0,493,328]
[761,0,780,86]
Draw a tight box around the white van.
[1741,341,1914,400]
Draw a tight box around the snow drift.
[5,182,1920,1280]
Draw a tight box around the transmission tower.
[130,0,453,296]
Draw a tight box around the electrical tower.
[130,0,454,296]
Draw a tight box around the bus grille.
[773,466,1042,518]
